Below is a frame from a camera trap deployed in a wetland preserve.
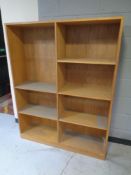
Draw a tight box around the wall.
[38,0,131,140]
[0,0,38,118]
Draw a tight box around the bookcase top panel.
[5,16,123,27]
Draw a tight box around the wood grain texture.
[23,26,56,84]
[15,90,56,110]
[60,110,107,130]
[19,105,57,120]
[6,16,123,159]
[57,23,119,62]
[58,64,114,101]
[58,95,110,116]
[6,25,56,85]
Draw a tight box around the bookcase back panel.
[23,27,56,84]
[57,22,120,62]
[59,95,110,116]
[59,64,114,87]
[19,114,57,133]
[16,90,56,110]
[60,122,106,137]
[28,92,56,107]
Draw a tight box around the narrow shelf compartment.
[20,114,57,144]
[15,82,56,93]
[19,105,57,120]
[60,111,107,130]
[58,58,116,65]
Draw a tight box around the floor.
[0,114,131,175]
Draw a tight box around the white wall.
[0,0,38,118]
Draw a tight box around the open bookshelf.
[6,17,123,159]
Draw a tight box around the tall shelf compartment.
[6,17,123,159]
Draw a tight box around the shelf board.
[60,111,107,130]
[59,83,112,101]
[61,132,105,157]
[21,125,57,144]
[15,82,56,93]
[58,58,116,65]
[19,105,57,120]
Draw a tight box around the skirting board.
[15,118,131,146]
[109,136,131,146]
[15,118,18,123]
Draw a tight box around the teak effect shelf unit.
[5,17,123,159]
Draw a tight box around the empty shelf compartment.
[58,95,109,130]
[17,90,57,120]
[57,22,120,63]
[58,64,114,101]
[20,114,57,144]
[59,122,106,157]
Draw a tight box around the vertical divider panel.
[55,22,66,142]
[55,22,61,142]
[105,18,124,152]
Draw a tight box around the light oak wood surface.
[60,110,107,130]
[16,82,56,93]
[19,105,57,120]
[6,16,123,159]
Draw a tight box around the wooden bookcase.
[5,17,123,159]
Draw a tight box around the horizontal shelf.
[21,125,57,144]
[15,82,56,93]
[60,111,107,130]
[61,132,105,157]
[0,55,6,58]
[19,105,57,120]
[58,58,116,65]
[59,83,112,101]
